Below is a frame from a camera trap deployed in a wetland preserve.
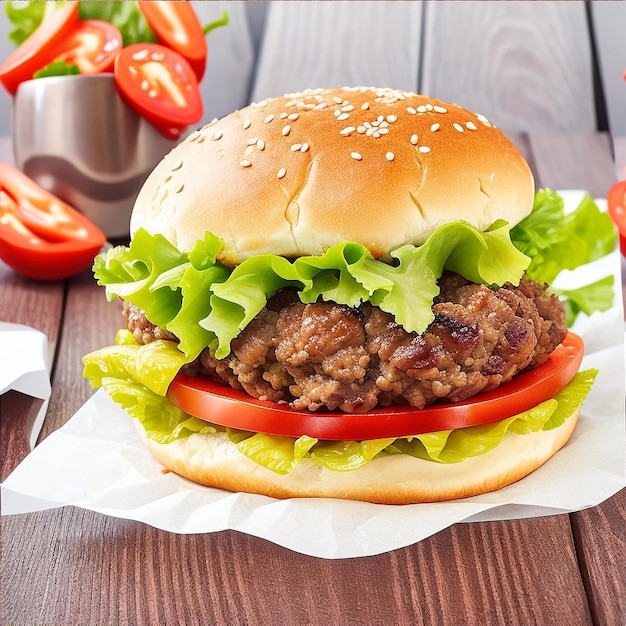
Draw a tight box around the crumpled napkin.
[0,322,51,398]
[0,322,51,448]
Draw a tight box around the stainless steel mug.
[12,74,179,239]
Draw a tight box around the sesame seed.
[357,126,366,134]
[164,174,172,182]
[337,112,350,121]
[430,123,440,132]
[211,131,223,140]
[244,145,254,156]
[372,131,381,139]
[425,104,433,111]
[282,125,291,136]
[175,183,184,193]
[290,143,302,151]
[386,152,395,161]
[351,152,362,161]
[300,143,309,152]
[334,109,341,118]
[240,160,252,167]
[207,118,219,126]
[257,139,265,151]
[466,121,478,131]
[434,105,447,113]
[418,146,431,153]
[264,114,275,124]
[288,113,299,120]
[171,159,183,170]
[417,105,427,113]
[410,134,419,145]
[407,106,417,115]
[386,114,398,123]
[188,130,201,142]
[247,137,259,145]
[279,112,288,119]
[341,104,355,112]
[277,167,286,179]
[453,123,464,132]
[333,96,343,104]
[378,127,389,135]
[242,118,251,130]
[361,102,370,110]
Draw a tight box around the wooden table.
[1,131,625,625]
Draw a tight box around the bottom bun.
[142,410,579,504]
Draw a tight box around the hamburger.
[83,87,615,504]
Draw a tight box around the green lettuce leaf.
[554,276,616,327]
[96,219,530,360]
[33,60,80,79]
[511,189,613,283]
[5,1,47,47]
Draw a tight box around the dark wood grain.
[0,263,64,479]
[1,133,624,625]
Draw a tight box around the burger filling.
[123,271,567,414]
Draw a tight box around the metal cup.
[12,74,178,239]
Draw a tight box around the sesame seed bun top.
[130,87,535,265]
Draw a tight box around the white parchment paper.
[2,192,625,559]
[0,322,51,449]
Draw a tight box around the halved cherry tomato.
[46,19,123,75]
[607,180,626,256]
[0,163,105,244]
[0,164,106,281]
[137,0,208,81]
[168,333,584,441]
[114,43,203,140]
[0,2,79,94]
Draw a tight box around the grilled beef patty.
[122,272,567,413]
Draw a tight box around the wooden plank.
[590,1,626,140]
[0,262,64,479]
[571,491,626,625]
[250,1,422,103]
[420,1,596,132]
[528,132,617,197]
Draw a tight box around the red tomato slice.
[48,19,122,75]
[114,43,203,140]
[137,0,207,81]
[0,191,104,281]
[0,163,106,245]
[167,333,584,441]
[608,180,626,256]
[0,2,79,94]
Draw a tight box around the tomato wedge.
[0,2,79,94]
[608,180,626,256]
[46,19,122,75]
[0,164,106,281]
[137,0,208,81]
[114,43,203,140]
[167,333,584,441]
